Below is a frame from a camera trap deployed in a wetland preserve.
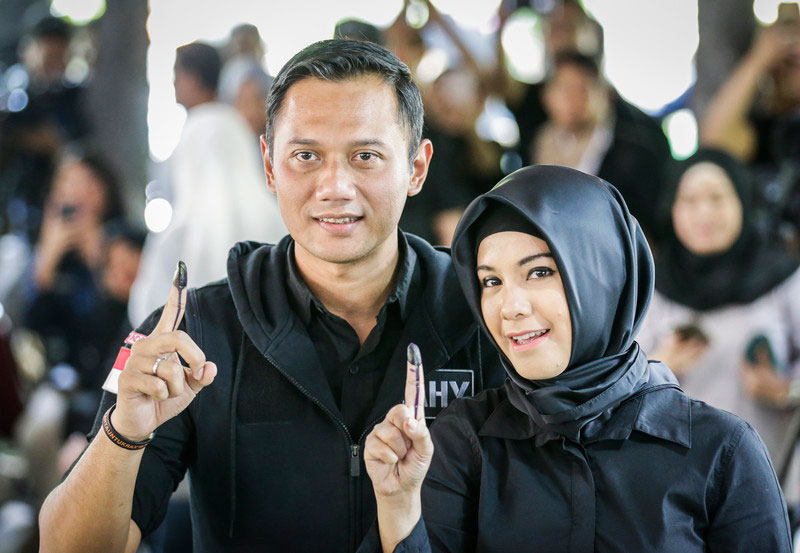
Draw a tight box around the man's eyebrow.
[287,138,319,146]
[476,253,553,273]
[351,139,389,148]
[286,138,389,148]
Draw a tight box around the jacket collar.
[226,234,479,429]
[479,385,691,449]
[285,233,418,326]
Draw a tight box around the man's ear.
[408,138,433,198]
[260,134,277,194]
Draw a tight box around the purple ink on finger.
[171,260,187,331]
[407,343,422,419]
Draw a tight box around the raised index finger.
[150,260,188,336]
[405,343,425,422]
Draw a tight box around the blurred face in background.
[477,231,572,380]
[428,69,481,135]
[543,63,608,132]
[672,162,743,256]
[235,77,268,135]
[50,159,108,223]
[103,238,142,301]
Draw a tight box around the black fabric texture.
[654,148,799,310]
[451,165,678,441]
[81,233,506,552]
[398,386,791,552]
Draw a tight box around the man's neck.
[183,92,217,111]
[294,240,400,343]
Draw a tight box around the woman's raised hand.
[365,343,434,552]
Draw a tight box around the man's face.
[543,64,607,131]
[262,75,431,267]
[173,65,201,109]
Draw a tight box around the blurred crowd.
[0,1,799,551]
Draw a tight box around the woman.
[638,148,800,466]
[364,165,791,552]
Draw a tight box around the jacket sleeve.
[420,405,481,553]
[705,421,793,552]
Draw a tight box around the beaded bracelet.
[102,404,154,450]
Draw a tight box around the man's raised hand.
[111,261,217,442]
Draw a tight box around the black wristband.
[102,404,155,450]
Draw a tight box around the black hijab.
[452,165,678,442]
[655,148,799,311]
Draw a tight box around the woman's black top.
[391,383,790,552]
[382,165,791,552]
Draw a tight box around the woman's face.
[477,231,572,380]
[671,162,743,256]
[50,160,108,222]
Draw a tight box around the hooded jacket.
[388,166,791,552]
[89,234,505,552]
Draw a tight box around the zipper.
[262,350,355,445]
[350,444,360,476]
[260,350,377,552]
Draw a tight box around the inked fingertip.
[173,260,188,290]
[407,343,421,365]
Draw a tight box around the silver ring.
[152,356,166,376]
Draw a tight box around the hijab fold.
[452,165,677,442]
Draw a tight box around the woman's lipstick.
[507,329,550,351]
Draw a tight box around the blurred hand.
[34,204,82,289]
[651,329,709,377]
[741,346,790,408]
[365,345,433,552]
[111,263,217,442]
[748,22,800,70]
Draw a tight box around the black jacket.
[391,384,792,552]
[91,234,505,552]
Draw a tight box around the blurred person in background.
[400,68,504,245]
[637,149,800,482]
[700,5,800,250]
[701,5,800,169]
[218,57,273,142]
[382,2,509,246]
[128,41,286,326]
[494,1,670,241]
[25,149,124,366]
[221,23,265,66]
[528,51,670,241]
[15,150,134,505]
[0,16,90,239]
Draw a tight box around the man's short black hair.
[175,42,222,93]
[265,39,424,167]
[333,19,384,46]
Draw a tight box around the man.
[0,16,90,238]
[39,39,504,552]
[523,50,671,241]
[128,41,286,326]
